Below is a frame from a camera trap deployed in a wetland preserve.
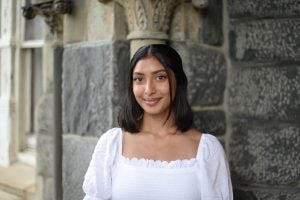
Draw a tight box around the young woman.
[83,44,233,200]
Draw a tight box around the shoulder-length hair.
[118,44,193,133]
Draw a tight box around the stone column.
[0,1,17,166]
[22,1,71,199]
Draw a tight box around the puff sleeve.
[82,128,120,200]
[198,134,233,200]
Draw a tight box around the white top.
[83,128,233,200]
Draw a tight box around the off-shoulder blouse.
[83,128,233,200]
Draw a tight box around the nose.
[145,79,155,95]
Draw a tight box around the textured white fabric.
[83,128,233,200]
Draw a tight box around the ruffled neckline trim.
[120,155,197,169]
[116,128,203,169]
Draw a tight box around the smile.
[143,98,161,106]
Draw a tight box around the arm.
[212,143,233,200]
[82,132,113,200]
[200,135,233,200]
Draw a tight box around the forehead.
[133,56,165,73]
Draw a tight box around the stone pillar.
[99,0,192,55]
[0,1,17,166]
[22,1,71,199]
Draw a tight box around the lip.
[143,98,161,106]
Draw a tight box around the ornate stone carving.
[99,0,208,40]
[100,0,181,41]
[98,0,208,54]
[54,0,72,14]
[22,0,72,35]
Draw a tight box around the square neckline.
[117,128,204,168]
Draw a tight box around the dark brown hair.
[118,44,193,133]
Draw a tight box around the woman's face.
[132,56,176,118]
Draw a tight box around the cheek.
[162,85,171,95]
[133,85,142,97]
[162,81,173,95]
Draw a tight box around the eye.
[133,77,144,83]
[155,75,167,81]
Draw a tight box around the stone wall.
[172,43,227,137]
[169,0,226,138]
[59,0,300,200]
[62,40,129,199]
[227,0,300,199]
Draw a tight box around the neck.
[140,113,177,137]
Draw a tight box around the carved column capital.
[22,0,72,36]
[117,0,181,41]
[99,0,183,54]
[99,0,208,54]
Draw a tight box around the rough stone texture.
[229,120,300,185]
[63,135,98,200]
[228,0,300,18]
[202,0,223,45]
[36,93,54,135]
[35,90,55,200]
[111,41,131,127]
[234,188,300,200]
[228,64,300,122]
[36,134,55,200]
[229,19,300,62]
[193,110,225,136]
[173,44,226,106]
[62,41,129,137]
[36,135,54,177]
[170,3,201,43]
[113,3,128,40]
[43,177,54,200]
[228,3,300,199]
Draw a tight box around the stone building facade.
[0,0,299,200]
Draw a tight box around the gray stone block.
[173,44,226,106]
[62,41,130,136]
[228,0,300,18]
[43,177,55,200]
[63,135,98,200]
[36,93,54,135]
[202,0,223,45]
[229,19,300,62]
[36,134,54,177]
[35,88,56,200]
[111,42,131,126]
[229,120,300,185]
[228,64,300,122]
[234,188,300,200]
[193,110,225,136]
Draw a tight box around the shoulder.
[200,133,226,160]
[83,128,122,199]
[94,128,122,153]
[184,128,202,143]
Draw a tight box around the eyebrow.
[133,69,167,75]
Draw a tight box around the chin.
[142,108,170,117]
